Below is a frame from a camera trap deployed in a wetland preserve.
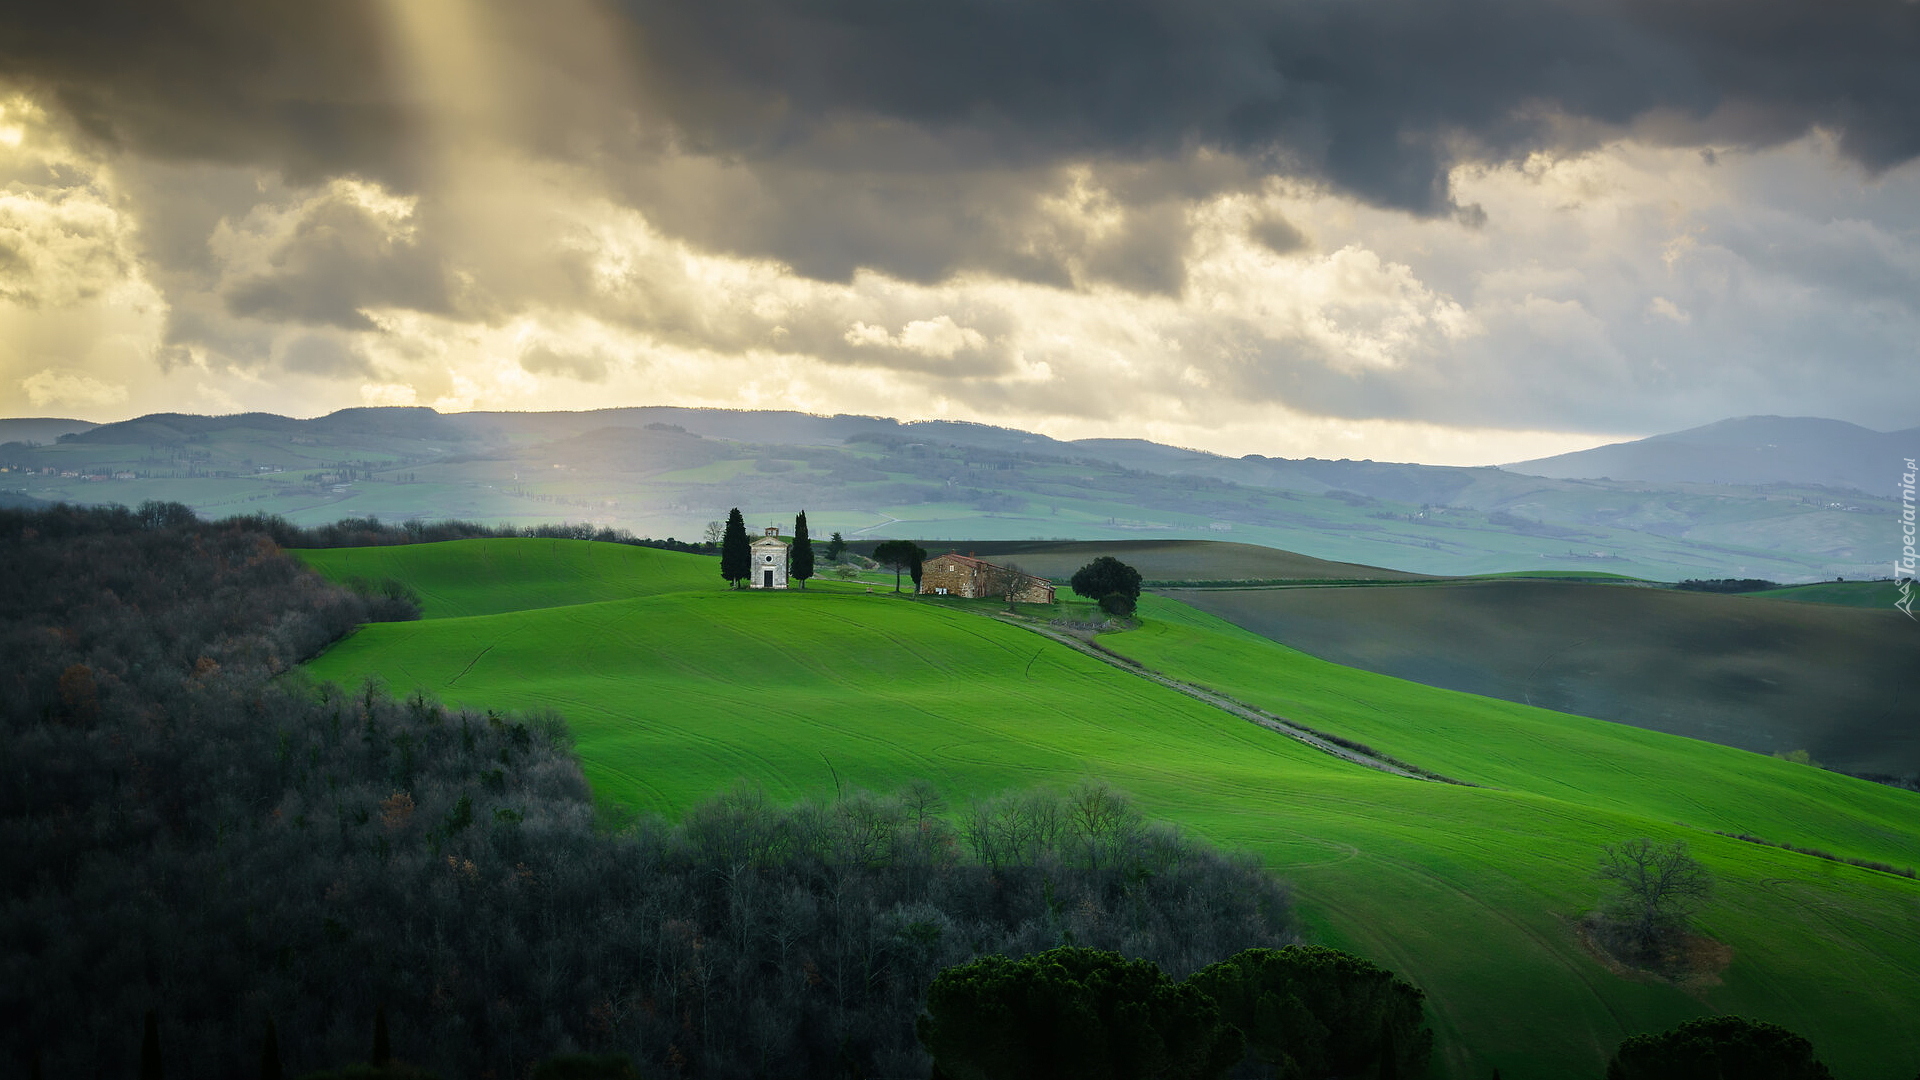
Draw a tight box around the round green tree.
[1071,557,1143,605]
[1185,946,1433,1080]
[917,947,1241,1080]
[1606,1015,1833,1080]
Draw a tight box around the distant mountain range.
[0,407,1905,580]
[1506,416,1919,496]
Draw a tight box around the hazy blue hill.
[0,417,97,444]
[454,406,904,447]
[1506,415,1918,493]
[6,405,1901,579]
[67,412,308,443]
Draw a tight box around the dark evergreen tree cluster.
[215,509,719,554]
[1607,1015,1834,1080]
[1673,578,1782,594]
[920,944,1434,1080]
[1,504,1295,1078]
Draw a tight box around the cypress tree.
[824,531,846,561]
[720,508,750,588]
[791,511,814,589]
[260,1015,282,1080]
[371,1005,391,1067]
[140,1009,162,1080]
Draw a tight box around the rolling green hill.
[298,538,1920,1079]
[1746,579,1904,609]
[297,538,717,618]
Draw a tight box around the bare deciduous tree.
[977,559,1036,611]
[1593,838,1713,964]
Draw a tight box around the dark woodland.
[216,510,719,555]
[0,503,1295,1079]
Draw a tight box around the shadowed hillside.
[1165,580,1920,779]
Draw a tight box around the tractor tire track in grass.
[446,642,498,687]
[997,615,1469,785]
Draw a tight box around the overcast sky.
[1,0,1916,464]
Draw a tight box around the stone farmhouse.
[917,553,1056,603]
[749,526,788,589]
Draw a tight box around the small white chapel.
[748,526,788,589]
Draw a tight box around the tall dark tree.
[872,539,927,593]
[372,1005,392,1067]
[824,531,846,561]
[1606,1016,1833,1080]
[1070,556,1143,604]
[917,947,1241,1080]
[260,1015,282,1080]
[720,507,750,588]
[141,1010,162,1080]
[791,511,815,589]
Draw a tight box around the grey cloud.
[1250,214,1310,257]
[521,346,612,383]
[222,190,451,330]
[7,1,1917,284]
[0,0,416,187]
[279,332,371,378]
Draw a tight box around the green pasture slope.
[296,538,715,618]
[298,539,1920,1079]
[1747,579,1903,609]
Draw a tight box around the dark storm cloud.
[9,1,1916,208]
[4,0,1916,299]
[0,1,416,186]
[616,0,1920,211]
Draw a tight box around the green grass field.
[1747,579,1904,609]
[296,539,1920,1079]
[297,539,719,618]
